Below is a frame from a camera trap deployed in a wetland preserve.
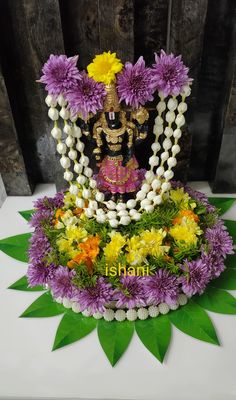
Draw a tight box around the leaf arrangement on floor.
[1,199,236,366]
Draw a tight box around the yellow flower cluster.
[57,224,88,259]
[104,229,169,266]
[87,51,123,85]
[170,188,196,210]
[126,229,169,265]
[104,232,126,263]
[169,216,202,246]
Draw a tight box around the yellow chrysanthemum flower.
[66,225,88,243]
[169,218,202,246]
[63,192,75,208]
[169,225,197,245]
[104,232,126,263]
[140,228,170,257]
[87,51,123,84]
[126,236,146,265]
[56,237,78,259]
[182,217,202,236]
[169,188,196,210]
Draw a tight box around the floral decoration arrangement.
[27,183,233,320]
[0,50,236,366]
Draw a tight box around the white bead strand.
[160,93,188,198]
[149,93,166,172]
[62,121,76,185]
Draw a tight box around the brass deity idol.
[92,83,149,201]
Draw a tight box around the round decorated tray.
[1,188,235,366]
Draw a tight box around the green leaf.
[225,254,236,269]
[53,310,97,350]
[168,300,219,345]
[210,268,236,290]
[193,287,236,314]
[223,220,236,244]
[135,315,171,363]
[0,233,31,262]
[19,209,34,222]
[208,197,236,216]
[97,319,134,366]
[20,292,65,318]
[8,275,45,292]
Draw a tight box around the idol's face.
[105,111,120,128]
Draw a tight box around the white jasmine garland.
[51,126,62,140]
[45,94,57,107]
[48,107,59,121]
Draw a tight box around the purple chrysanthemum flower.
[75,277,114,313]
[30,192,64,228]
[205,221,234,257]
[50,266,76,299]
[116,56,155,108]
[179,259,211,296]
[33,192,64,212]
[184,185,216,213]
[201,250,225,279]
[27,262,56,287]
[52,191,65,209]
[66,72,106,119]
[29,209,53,228]
[152,50,191,97]
[28,229,51,264]
[144,269,179,306]
[115,275,147,309]
[39,54,81,96]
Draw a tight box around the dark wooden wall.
[0,0,235,195]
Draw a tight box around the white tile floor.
[0,182,236,400]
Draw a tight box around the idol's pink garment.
[96,155,145,194]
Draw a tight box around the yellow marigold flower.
[104,232,126,263]
[66,225,88,243]
[87,51,123,84]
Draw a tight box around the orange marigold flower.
[73,207,83,216]
[180,210,199,222]
[173,209,199,225]
[55,209,65,219]
[67,235,101,270]
[67,259,76,269]
[79,235,100,260]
